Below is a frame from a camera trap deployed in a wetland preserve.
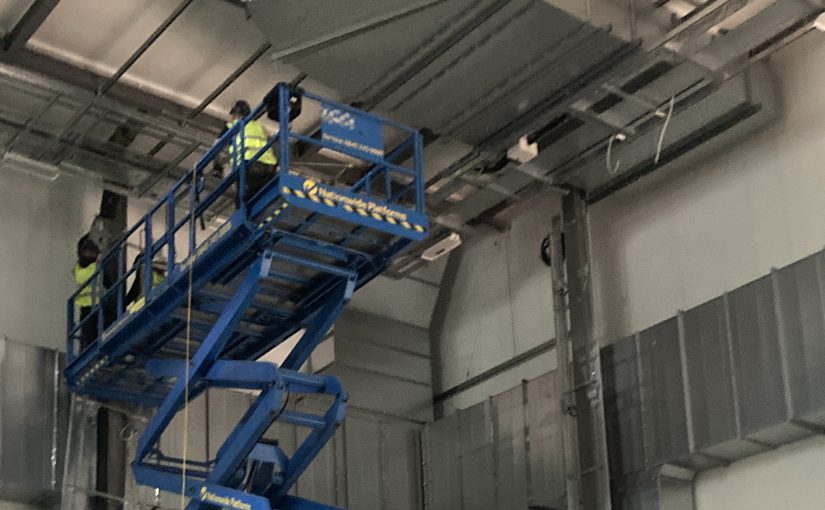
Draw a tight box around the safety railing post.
[165,192,175,279]
[188,171,196,257]
[66,299,74,363]
[117,244,124,319]
[238,119,247,217]
[97,293,103,345]
[145,217,153,304]
[278,84,290,185]
[414,132,424,213]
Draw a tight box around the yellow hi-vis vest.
[74,262,98,308]
[227,120,277,166]
[128,266,165,314]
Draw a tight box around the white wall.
[695,436,825,510]
[589,33,825,342]
[0,170,100,350]
[433,192,559,413]
[351,274,440,329]
[0,166,178,351]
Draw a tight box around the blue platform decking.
[64,84,428,510]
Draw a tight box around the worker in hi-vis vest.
[213,99,278,205]
[125,252,165,313]
[74,234,101,349]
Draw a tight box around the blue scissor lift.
[65,84,428,510]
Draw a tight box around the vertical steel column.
[550,192,611,510]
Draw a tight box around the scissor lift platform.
[64,84,428,510]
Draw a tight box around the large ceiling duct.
[0,0,818,275]
[246,0,823,271]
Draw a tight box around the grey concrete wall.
[327,309,433,422]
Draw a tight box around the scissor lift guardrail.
[64,83,428,510]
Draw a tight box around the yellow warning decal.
[277,179,427,233]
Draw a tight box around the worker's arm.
[125,269,141,306]
[211,124,231,178]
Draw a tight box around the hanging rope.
[654,96,676,165]
[606,133,622,175]
[179,170,197,509]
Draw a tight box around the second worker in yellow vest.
[74,234,101,350]
[223,99,278,205]
[126,252,166,313]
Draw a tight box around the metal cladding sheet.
[681,297,735,454]
[728,275,809,445]
[344,417,382,509]
[253,0,628,149]
[0,340,63,504]
[385,2,612,136]
[638,319,690,468]
[444,29,628,148]
[378,421,422,510]
[425,378,565,510]
[602,336,645,479]
[525,372,566,509]
[493,384,528,509]
[249,0,478,99]
[459,401,497,510]
[682,297,764,461]
[293,400,339,506]
[262,402,421,510]
[775,250,825,427]
[426,412,463,510]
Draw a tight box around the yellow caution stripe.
[257,203,290,228]
[280,185,426,233]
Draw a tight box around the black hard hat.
[230,100,251,117]
[77,234,99,255]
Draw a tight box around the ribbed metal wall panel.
[459,402,497,510]
[681,298,735,456]
[424,371,564,510]
[775,251,825,428]
[0,339,64,505]
[728,275,809,445]
[426,412,462,510]
[379,421,422,510]
[344,418,382,510]
[493,385,528,510]
[603,336,645,479]
[602,248,825,508]
[681,297,764,461]
[525,372,566,509]
[638,319,690,468]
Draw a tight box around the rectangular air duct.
[602,245,825,507]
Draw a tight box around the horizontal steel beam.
[2,0,59,52]
[0,50,223,135]
[0,62,218,145]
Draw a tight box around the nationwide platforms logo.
[198,486,252,510]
